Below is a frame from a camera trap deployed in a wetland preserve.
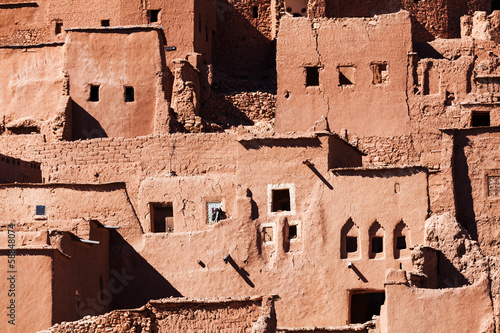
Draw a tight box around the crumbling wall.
[41,296,275,333]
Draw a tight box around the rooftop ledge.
[0,42,64,49]
[0,2,38,7]
[65,25,164,32]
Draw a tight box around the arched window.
[341,218,359,259]
[394,220,410,259]
[369,221,385,259]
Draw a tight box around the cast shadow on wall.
[109,230,182,311]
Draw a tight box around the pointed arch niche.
[341,218,360,259]
[394,220,410,259]
[369,221,385,259]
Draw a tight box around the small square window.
[288,225,297,239]
[371,237,383,253]
[339,66,354,86]
[101,20,110,27]
[150,203,174,233]
[471,111,490,127]
[207,202,223,224]
[124,86,135,102]
[371,62,388,84]
[306,67,320,86]
[396,236,407,250]
[346,236,358,253]
[36,205,46,216]
[488,175,500,197]
[148,10,160,23]
[263,226,273,242]
[272,189,291,212]
[89,85,100,102]
[55,22,63,35]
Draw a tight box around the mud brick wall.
[41,296,272,333]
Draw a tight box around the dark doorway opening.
[350,292,385,324]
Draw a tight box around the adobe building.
[1,0,500,332]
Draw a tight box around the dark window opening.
[346,236,358,253]
[55,22,63,35]
[371,236,383,253]
[350,292,385,324]
[205,24,208,42]
[148,10,160,23]
[198,14,202,33]
[124,86,135,102]
[150,203,174,233]
[493,0,500,11]
[89,85,100,102]
[253,6,259,18]
[306,67,319,86]
[371,63,388,84]
[293,13,302,17]
[272,189,291,212]
[396,236,407,250]
[301,8,306,13]
[36,205,46,216]
[101,20,110,27]
[339,66,354,85]
[263,226,273,242]
[10,126,39,134]
[471,111,490,127]
[288,225,297,239]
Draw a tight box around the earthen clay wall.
[65,28,165,139]
[42,296,273,332]
[450,128,500,256]
[0,154,41,183]
[381,276,494,332]
[213,0,276,73]
[0,44,64,125]
[276,12,412,137]
[0,250,54,333]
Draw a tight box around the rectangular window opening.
[471,111,490,127]
[350,292,385,324]
[198,14,202,33]
[124,86,135,102]
[306,67,320,86]
[488,175,500,197]
[148,10,160,23]
[346,236,358,253]
[272,189,291,212]
[207,202,223,224]
[371,236,383,253]
[288,225,297,239]
[101,20,110,27]
[339,66,354,86]
[253,6,259,18]
[150,203,174,233]
[371,62,388,84]
[55,22,63,35]
[396,236,407,250]
[263,226,273,242]
[89,85,100,102]
[36,205,46,216]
